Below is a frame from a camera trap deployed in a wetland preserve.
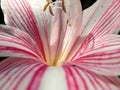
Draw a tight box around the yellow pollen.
[46,53,66,66]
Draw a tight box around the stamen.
[43,0,67,16]
[62,0,66,13]
[49,6,55,16]
[43,0,55,16]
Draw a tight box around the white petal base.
[39,66,67,90]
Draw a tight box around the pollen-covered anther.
[49,6,55,16]
[66,18,71,26]
[62,0,67,13]
[43,2,50,11]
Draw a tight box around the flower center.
[42,0,72,66]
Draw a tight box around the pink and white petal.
[81,0,120,38]
[0,58,48,90]
[0,25,41,59]
[39,66,68,90]
[1,0,40,39]
[67,0,120,61]
[1,58,120,90]
[1,0,45,57]
[72,35,120,76]
[51,0,83,63]
[62,64,120,90]
[0,58,68,90]
[71,33,95,60]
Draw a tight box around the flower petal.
[39,66,68,90]
[70,0,120,61]
[0,58,68,90]
[1,0,41,40]
[1,0,46,60]
[57,0,82,64]
[73,35,120,76]
[0,25,41,60]
[81,0,120,37]
[62,64,120,90]
[0,58,47,90]
[1,58,120,90]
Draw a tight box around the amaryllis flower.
[0,0,120,90]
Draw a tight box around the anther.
[49,6,54,16]
[43,0,55,16]
[66,18,71,26]
[62,0,66,13]
[43,2,50,11]
[47,0,52,3]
